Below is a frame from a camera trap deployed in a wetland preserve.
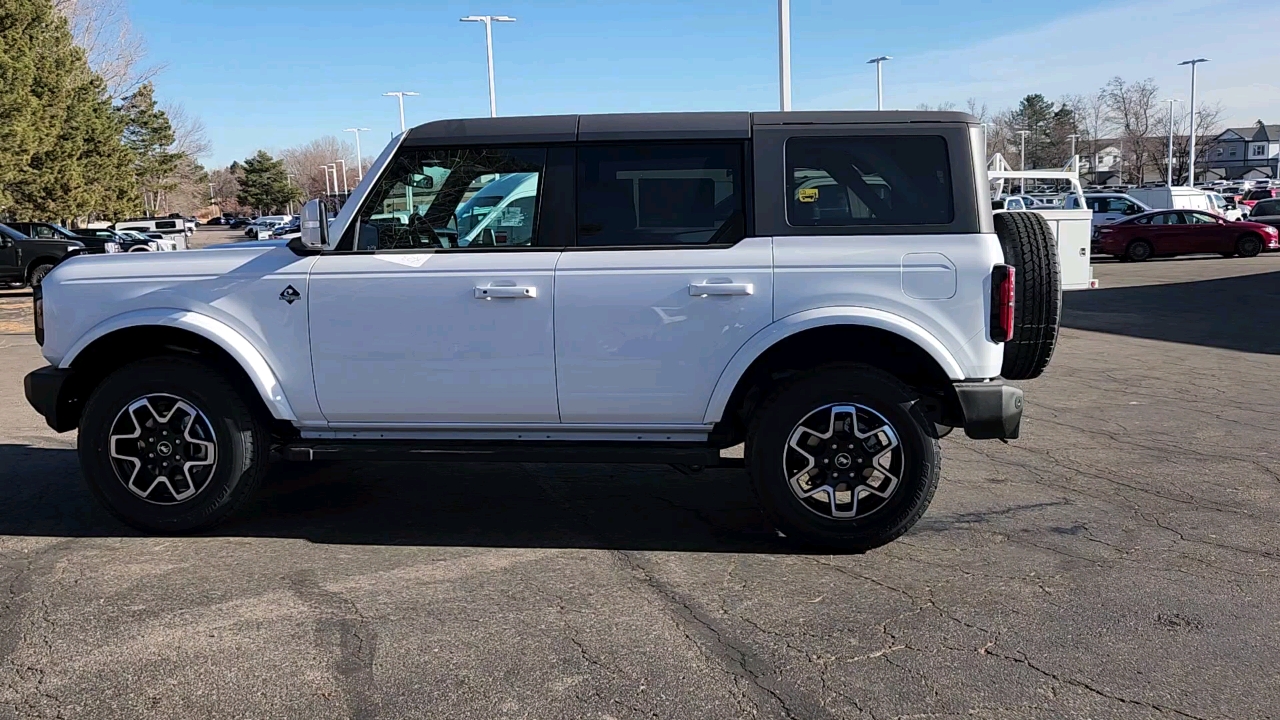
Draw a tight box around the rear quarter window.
[154,221,178,230]
[785,135,954,227]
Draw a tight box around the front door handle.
[689,282,753,297]
[475,285,537,299]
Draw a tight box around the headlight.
[66,245,80,252]
[104,242,121,253]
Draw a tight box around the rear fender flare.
[60,308,297,421]
[702,307,965,424]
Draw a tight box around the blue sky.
[129,0,1280,168]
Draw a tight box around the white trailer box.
[988,167,1096,291]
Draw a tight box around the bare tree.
[965,98,990,124]
[54,0,161,99]
[1103,77,1160,184]
[164,103,212,159]
[915,101,957,111]
[1152,102,1226,185]
[280,136,358,198]
[1068,90,1112,181]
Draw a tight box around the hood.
[204,239,289,249]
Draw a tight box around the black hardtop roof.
[403,111,979,146]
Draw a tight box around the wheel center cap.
[156,441,173,457]
[834,453,853,469]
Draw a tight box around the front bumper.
[24,366,78,432]
[953,380,1023,440]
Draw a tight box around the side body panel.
[771,234,1004,380]
[554,237,774,424]
[42,244,320,422]
[308,251,561,424]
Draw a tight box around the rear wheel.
[1125,240,1153,262]
[1236,234,1262,258]
[746,364,940,552]
[78,357,270,533]
[993,211,1061,380]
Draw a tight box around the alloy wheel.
[107,394,218,505]
[783,403,903,520]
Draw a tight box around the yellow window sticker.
[798,188,819,203]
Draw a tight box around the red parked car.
[1241,188,1280,210]
[1092,209,1280,261]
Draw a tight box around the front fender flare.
[702,307,966,424]
[60,308,297,421]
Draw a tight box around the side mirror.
[299,198,329,250]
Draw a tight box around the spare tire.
[993,211,1061,380]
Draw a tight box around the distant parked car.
[1066,193,1151,228]
[991,197,1027,211]
[112,218,189,249]
[1240,188,1280,210]
[1245,198,1280,240]
[227,217,253,229]
[0,222,85,288]
[1092,209,1279,261]
[4,222,126,254]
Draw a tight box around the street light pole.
[335,160,349,194]
[208,183,215,203]
[327,164,339,198]
[1179,58,1209,187]
[866,56,892,110]
[1066,133,1080,171]
[778,0,791,111]
[1017,130,1031,194]
[344,127,371,181]
[382,91,419,134]
[318,166,331,197]
[460,16,516,118]
[1164,99,1180,186]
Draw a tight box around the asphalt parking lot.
[2,241,1279,719]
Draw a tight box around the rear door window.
[575,143,745,247]
[785,136,953,227]
[155,221,178,230]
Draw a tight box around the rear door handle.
[689,282,753,297]
[475,285,537,299]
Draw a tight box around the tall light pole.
[318,166,331,197]
[286,174,296,215]
[778,0,791,111]
[866,56,891,111]
[345,127,370,181]
[335,159,349,194]
[208,183,215,203]
[1017,130,1031,193]
[383,91,419,134]
[1164,99,1181,186]
[460,16,516,118]
[327,164,339,198]
[1179,58,1209,186]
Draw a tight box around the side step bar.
[279,440,745,469]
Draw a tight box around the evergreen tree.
[0,0,137,221]
[236,151,299,213]
[118,82,181,215]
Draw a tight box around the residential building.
[1204,121,1280,181]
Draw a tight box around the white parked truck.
[24,111,1062,551]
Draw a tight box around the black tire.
[28,263,54,288]
[993,211,1061,380]
[78,357,270,533]
[1236,234,1262,258]
[745,364,941,553]
[1125,240,1153,262]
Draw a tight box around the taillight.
[32,283,44,346]
[991,264,1015,343]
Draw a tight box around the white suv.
[24,111,1061,551]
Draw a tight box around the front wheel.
[745,364,941,552]
[78,358,270,533]
[1236,235,1262,258]
[28,263,54,287]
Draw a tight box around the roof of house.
[1216,122,1280,142]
